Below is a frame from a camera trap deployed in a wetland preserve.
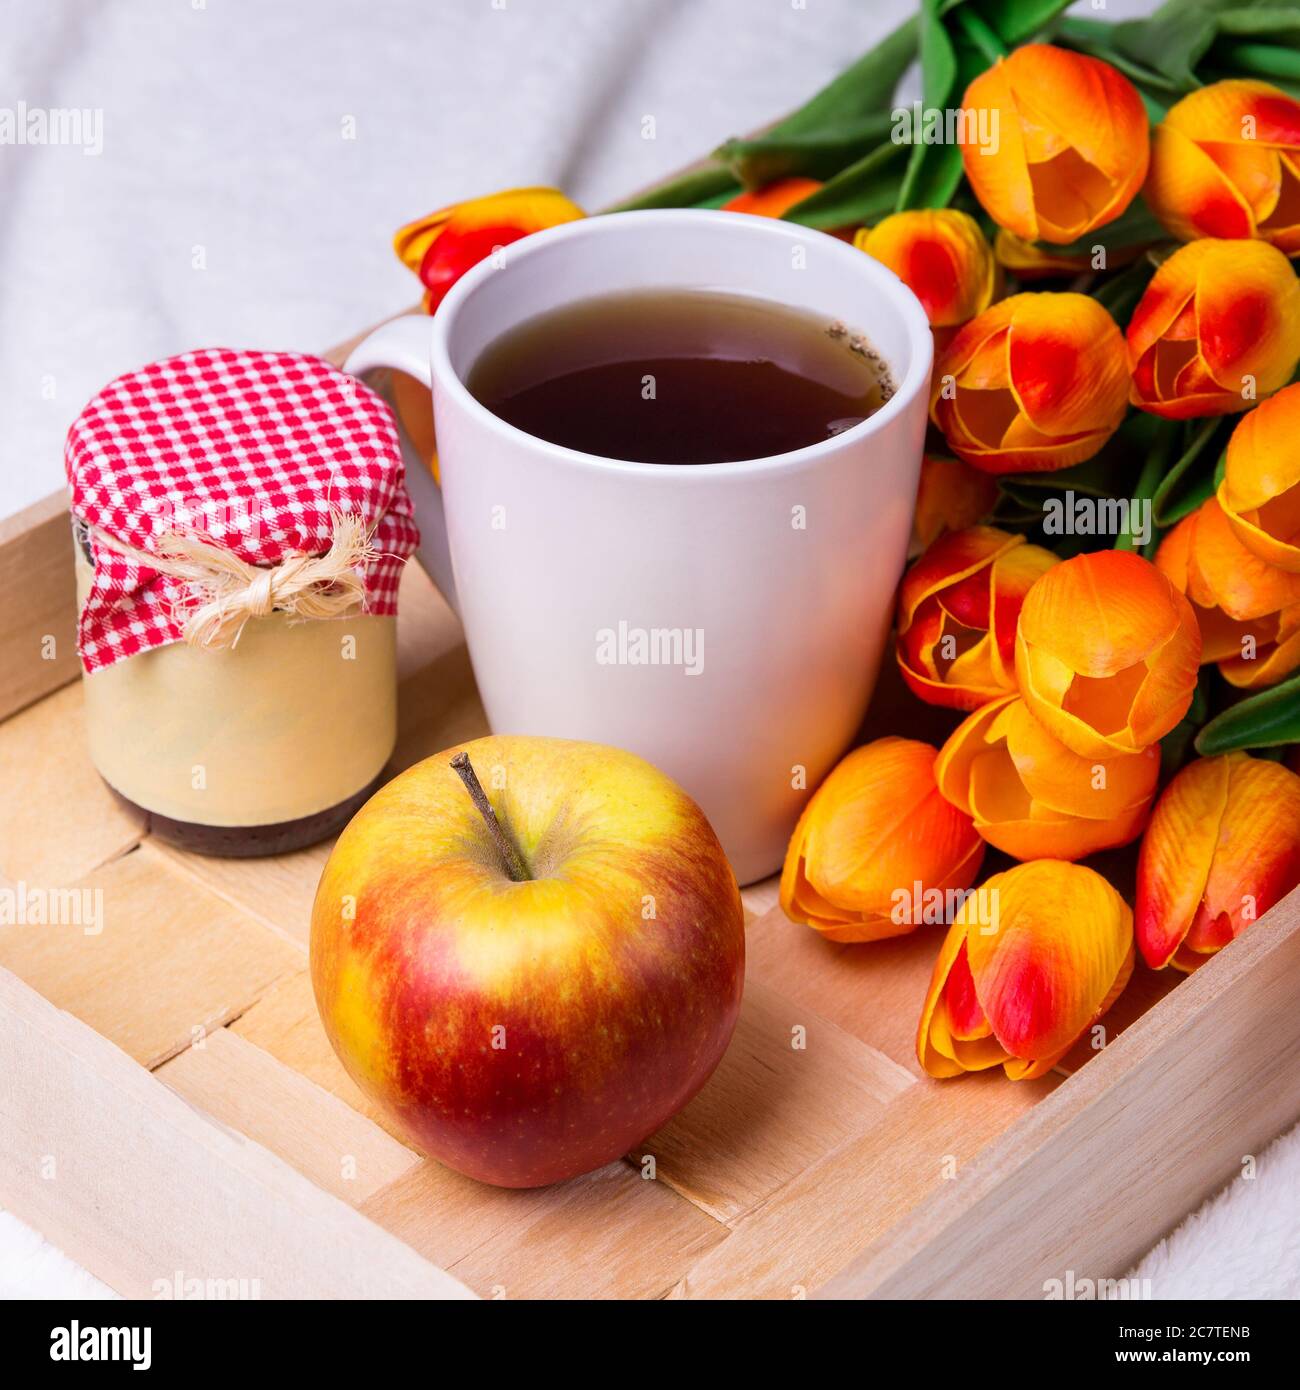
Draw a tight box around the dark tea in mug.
[467,289,895,464]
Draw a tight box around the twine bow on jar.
[90,509,378,651]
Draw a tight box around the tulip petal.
[781,738,984,941]
[1219,606,1300,687]
[1220,383,1300,571]
[1146,123,1257,242]
[723,178,822,219]
[989,542,1059,680]
[1192,241,1300,394]
[966,861,1134,1068]
[911,455,1000,551]
[961,60,1037,241]
[393,188,584,312]
[1019,549,1181,677]
[1136,754,1230,968]
[1192,496,1300,620]
[1197,755,1300,942]
[917,922,975,1079]
[937,695,1156,862]
[1016,551,1200,757]
[857,210,997,327]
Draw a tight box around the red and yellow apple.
[310,734,745,1187]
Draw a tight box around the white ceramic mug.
[346,209,932,884]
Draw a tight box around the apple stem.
[449,752,531,882]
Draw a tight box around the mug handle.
[345,315,461,619]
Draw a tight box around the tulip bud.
[960,44,1149,245]
[1156,498,1300,689]
[910,455,999,553]
[1015,549,1201,758]
[394,188,585,313]
[917,860,1134,1080]
[1218,382,1300,573]
[722,178,822,218]
[780,737,984,943]
[935,694,1159,861]
[854,210,997,328]
[931,292,1128,474]
[897,526,1058,710]
[1127,239,1300,420]
[1145,79,1300,256]
[1136,754,1300,971]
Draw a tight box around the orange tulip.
[1136,753,1300,972]
[1145,80,1300,256]
[394,187,585,313]
[1156,498,1300,689]
[935,694,1159,862]
[896,526,1058,710]
[854,210,997,328]
[1015,549,1201,758]
[910,454,999,553]
[959,44,1149,245]
[1218,383,1300,573]
[721,178,822,218]
[917,860,1134,1080]
[780,737,984,944]
[931,292,1128,474]
[1126,238,1300,420]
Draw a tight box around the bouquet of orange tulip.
[389,0,1300,1083]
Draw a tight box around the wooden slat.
[1054,956,1179,1075]
[0,966,474,1299]
[0,681,144,886]
[671,1071,1056,1299]
[230,970,404,1139]
[0,842,300,1069]
[0,491,78,721]
[744,902,946,1076]
[362,1157,726,1301]
[155,841,328,954]
[818,891,1300,1299]
[158,1028,421,1204]
[633,978,913,1224]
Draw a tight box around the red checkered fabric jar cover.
[66,348,419,673]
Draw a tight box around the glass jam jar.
[65,348,418,855]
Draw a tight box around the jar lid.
[65,348,419,672]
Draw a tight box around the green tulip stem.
[449,752,532,882]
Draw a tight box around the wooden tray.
[4,327,1300,1300]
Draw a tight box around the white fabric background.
[3,0,1296,1301]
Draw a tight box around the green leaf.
[781,141,909,229]
[1116,421,1177,553]
[1209,39,1300,82]
[979,0,1075,46]
[714,115,895,187]
[606,165,739,213]
[1216,8,1300,38]
[1056,19,1184,95]
[1196,671,1300,753]
[1151,417,1229,527]
[896,4,1003,212]
[1097,4,1220,90]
